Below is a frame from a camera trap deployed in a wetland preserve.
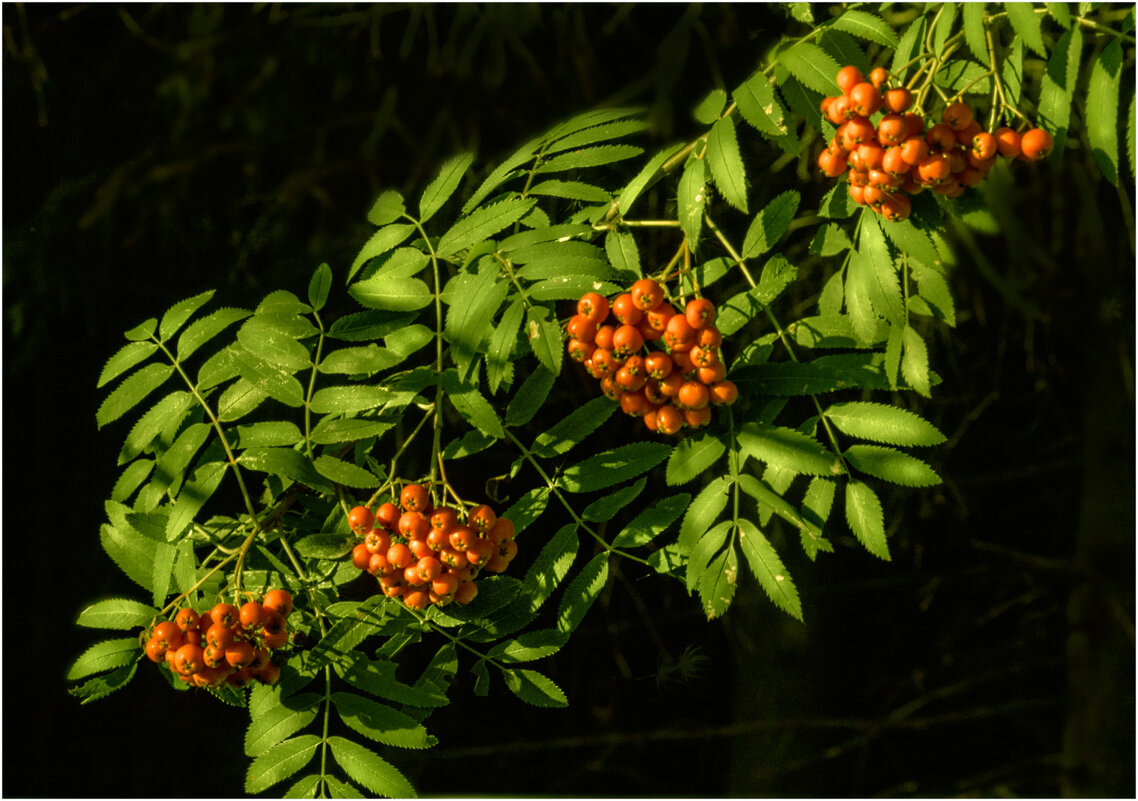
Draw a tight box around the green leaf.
[314,455,383,489]
[535,144,643,175]
[800,477,838,549]
[523,523,579,614]
[780,41,842,95]
[488,628,568,664]
[808,224,851,257]
[348,223,416,282]
[830,8,898,47]
[528,179,611,203]
[445,258,509,380]
[525,304,563,377]
[118,390,195,464]
[1087,39,1123,184]
[884,322,904,391]
[856,214,905,325]
[819,181,856,219]
[825,401,946,447]
[717,255,797,336]
[310,418,392,445]
[97,363,175,429]
[818,29,870,81]
[329,310,417,342]
[98,341,158,389]
[845,479,890,560]
[68,663,137,705]
[234,349,305,408]
[159,290,215,342]
[505,365,556,428]
[734,352,913,396]
[317,344,400,376]
[737,518,803,621]
[734,70,791,139]
[502,668,568,708]
[912,262,956,327]
[367,189,405,227]
[1129,90,1136,180]
[245,735,321,795]
[686,520,732,592]
[605,228,642,278]
[881,218,942,272]
[705,116,748,213]
[612,493,690,549]
[237,317,312,372]
[111,458,154,503]
[295,533,354,560]
[679,476,731,552]
[562,442,672,493]
[677,157,707,249]
[440,371,505,439]
[283,775,322,799]
[737,422,842,477]
[437,197,537,260]
[666,432,726,485]
[332,692,437,749]
[557,552,609,635]
[844,444,941,488]
[349,274,433,312]
[100,519,158,593]
[167,461,228,539]
[308,597,391,671]
[531,395,616,459]
[307,263,333,311]
[176,307,251,362]
[486,298,525,395]
[694,88,728,124]
[962,3,988,62]
[742,190,800,259]
[238,448,331,493]
[616,143,683,216]
[310,385,395,414]
[329,737,418,797]
[76,598,157,630]
[738,474,821,539]
[901,325,932,398]
[1047,2,1072,28]
[545,118,649,154]
[998,40,1023,105]
[324,776,363,799]
[244,692,321,757]
[789,314,884,349]
[892,17,926,82]
[66,637,139,681]
[932,2,958,57]
[581,477,646,523]
[420,151,473,224]
[1004,1,1047,56]
[1038,28,1081,164]
[787,3,813,24]
[123,318,157,341]
[697,538,738,620]
[335,655,448,709]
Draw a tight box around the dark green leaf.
[166,461,228,539]
[666,432,725,486]
[527,179,611,203]
[535,144,643,175]
[742,190,800,259]
[244,692,321,757]
[556,552,609,635]
[310,418,392,445]
[678,156,707,249]
[505,365,556,428]
[488,628,568,664]
[308,263,333,311]
[531,396,616,459]
[332,692,436,749]
[462,134,542,214]
[445,258,509,380]
[738,474,820,539]
[522,523,579,614]
[891,17,926,82]
[581,477,646,523]
[612,493,690,549]
[1039,27,1083,166]
[310,385,395,415]
[486,298,525,394]
[237,448,330,493]
[562,442,672,493]
[678,476,731,553]
[686,520,732,592]
[737,422,842,477]
[525,304,563,377]
[334,653,448,708]
[501,668,568,708]
[314,455,383,489]
[616,143,683,216]
[440,371,504,438]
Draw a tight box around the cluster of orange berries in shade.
[144,589,294,688]
[566,279,739,435]
[347,483,517,610]
[817,65,1055,221]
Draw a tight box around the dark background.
[4,3,1134,797]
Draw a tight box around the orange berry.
[869,67,889,89]
[709,380,739,406]
[836,65,864,95]
[610,293,643,325]
[1020,128,1054,161]
[684,298,716,330]
[943,101,973,132]
[848,82,882,117]
[994,127,1022,158]
[630,278,665,311]
[883,87,913,114]
[677,381,710,410]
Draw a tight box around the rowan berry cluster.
[144,589,294,689]
[347,483,517,610]
[567,279,739,435]
[817,65,1055,221]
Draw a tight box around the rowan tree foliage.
[10,3,1132,797]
